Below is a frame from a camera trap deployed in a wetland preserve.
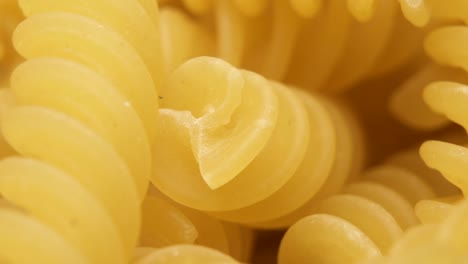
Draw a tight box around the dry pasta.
[2,0,468,263]
[388,2,468,132]
[278,148,459,264]
[151,56,365,228]
[157,0,424,93]
[411,6,468,263]
[405,0,468,219]
[364,198,468,264]
[278,1,468,263]
[0,0,162,263]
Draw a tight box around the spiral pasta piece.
[389,1,468,131]
[0,1,161,263]
[157,0,423,93]
[151,56,365,228]
[278,147,459,263]
[418,6,468,200]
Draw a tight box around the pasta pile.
[278,149,460,263]
[157,0,424,93]
[388,2,468,262]
[1,0,468,263]
[389,1,468,131]
[279,1,468,263]
[360,197,468,264]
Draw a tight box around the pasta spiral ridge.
[132,245,240,264]
[168,0,430,23]
[0,0,162,263]
[363,198,468,264]
[278,148,459,264]
[157,0,424,93]
[152,56,364,227]
[413,1,468,201]
[395,4,468,259]
[391,3,468,259]
[388,1,468,131]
